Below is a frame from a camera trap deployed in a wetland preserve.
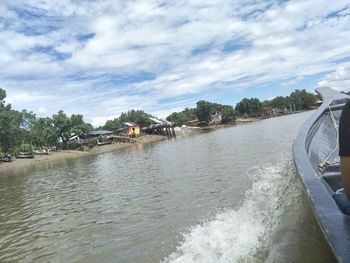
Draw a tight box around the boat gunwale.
[293,86,350,263]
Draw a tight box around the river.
[0,111,336,263]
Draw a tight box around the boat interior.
[306,99,350,212]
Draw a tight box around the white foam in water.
[164,161,300,263]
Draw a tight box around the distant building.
[210,111,222,125]
[263,107,274,117]
[68,134,81,142]
[118,122,140,136]
[186,118,205,126]
[68,130,113,142]
[88,130,113,137]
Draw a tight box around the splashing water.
[164,161,303,263]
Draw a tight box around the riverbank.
[0,115,284,175]
[0,135,167,174]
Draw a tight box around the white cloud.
[281,76,305,87]
[38,106,48,114]
[1,0,350,126]
[318,66,350,91]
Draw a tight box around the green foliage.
[52,110,72,144]
[0,91,26,152]
[235,89,316,117]
[0,86,318,152]
[166,102,235,126]
[289,89,316,110]
[235,98,262,117]
[262,100,272,107]
[220,105,236,123]
[0,88,6,109]
[70,114,93,134]
[50,111,93,148]
[195,100,212,124]
[89,137,99,145]
[20,143,32,152]
[0,88,94,151]
[166,108,196,126]
[119,110,153,127]
[103,109,154,132]
[31,117,57,147]
[9,146,20,156]
[271,96,288,109]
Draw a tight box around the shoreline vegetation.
[0,87,325,174]
[0,119,260,174]
[0,114,294,174]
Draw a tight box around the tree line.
[0,88,93,154]
[0,87,318,155]
[166,89,317,125]
[166,101,235,126]
[103,110,154,133]
[235,89,317,117]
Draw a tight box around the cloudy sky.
[1,0,350,126]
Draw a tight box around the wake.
[163,160,303,263]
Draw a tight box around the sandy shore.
[235,117,262,123]
[0,119,265,175]
[0,135,167,174]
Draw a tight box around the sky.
[1,0,350,127]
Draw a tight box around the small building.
[88,130,113,137]
[118,122,140,136]
[263,107,274,117]
[68,134,81,142]
[186,118,206,126]
[68,130,113,143]
[210,111,222,125]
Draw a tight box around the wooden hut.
[118,122,140,136]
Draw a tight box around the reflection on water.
[0,112,336,263]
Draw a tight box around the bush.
[20,143,33,152]
[9,147,20,156]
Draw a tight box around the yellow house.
[119,122,141,136]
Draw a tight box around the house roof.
[122,122,138,127]
[69,135,80,141]
[118,122,139,131]
[88,130,113,135]
[149,117,172,125]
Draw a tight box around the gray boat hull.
[293,87,350,263]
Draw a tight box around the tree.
[195,100,212,124]
[52,110,72,145]
[103,109,154,132]
[70,114,93,135]
[104,119,121,132]
[0,89,26,152]
[289,89,316,110]
[0,108,24,151]
[166,107,196,126]
[220,105,236,123]
[271,96,288,109]
[30,117,57,146]
[0,88,6,109]
[235,98,262,117]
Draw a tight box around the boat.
[0,154,13,162]
[293,87,350,262]
[34,148,51,155]
[17,152,35,159]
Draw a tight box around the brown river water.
[0,111,336,263]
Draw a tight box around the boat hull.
[293,87,350,262]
